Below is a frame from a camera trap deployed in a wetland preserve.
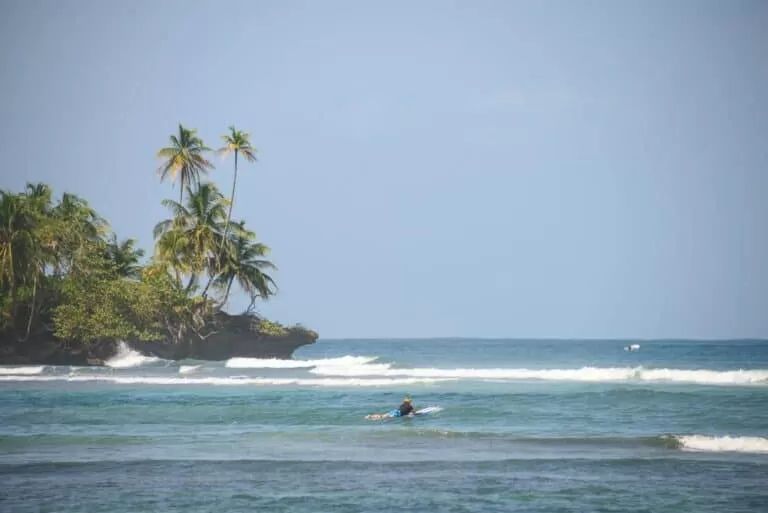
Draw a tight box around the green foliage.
[156,124,214,204]
[153,180,277,308]
[255,319,289,337]
[287,323,319,340]
[252,319,318,340]
[104,234,145,279]
[52,255,200,343]
[212,220,277,306]
[0,182,201,345]
[1,184,111,338]
[0,122,316,350]
[154,182,229,287]
[53,274,155,343]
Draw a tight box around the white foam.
[675,435,768,454]
[310,365,768,386]
[179,365,202,374]
[0,374,446,387]
[417,406,444,415]
[0,365,46,375]
[310,363,394,376]
[104,342,162,368]
[639,368,767,385]
[225,355,378,369]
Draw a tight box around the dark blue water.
[1,338,767,512]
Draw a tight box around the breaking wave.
[0,374,446,387]
[310,363,768,385]
[670,435,768,454]
[225,355,378,369]
[335,430,768,454]
[0,365,46,375]
[179,365,202,374]
[105,342,162,369]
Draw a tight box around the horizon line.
[315,336,768,342]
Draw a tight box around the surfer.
[365,397,415,420]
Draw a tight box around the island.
[0,124,318,366]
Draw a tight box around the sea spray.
[104,342,162,368]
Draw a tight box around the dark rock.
[0,313,318,366]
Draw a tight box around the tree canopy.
[0,123,300,350]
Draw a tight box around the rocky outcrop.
[0,313,318,365]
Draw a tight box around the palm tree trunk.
[220,149,238,251]
[201,275,215,299]
[185,274,196,293]
[180,175,185,205]
[203,150,238,301]
[23,270,38,342]
[8,249,17,332]
[214,277,235,310]
[223,277,234,305]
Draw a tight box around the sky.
[1,0,767,339]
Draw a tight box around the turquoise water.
[1,338,767,512]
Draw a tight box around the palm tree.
[157,124,214,204]
[154,182,228,292]
[19,184,56,339]
[105,234,145,279]
[0,191,35,330]
[0,185,56,336]
[217,126,257,251]
[212,221,276,307]
[153,226,192,284]
[50,193,107,277]
[23,183,53,213]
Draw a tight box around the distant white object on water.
[624,344,641,352]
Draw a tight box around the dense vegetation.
[0,124,315,352]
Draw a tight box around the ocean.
[1,338,767,512]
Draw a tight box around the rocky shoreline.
[0,313,318,366]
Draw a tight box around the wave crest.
[671,435,768,454]
[310,364,768,385]
[225,355,378,369]
[0,365,46,375]
[0,374,446,387]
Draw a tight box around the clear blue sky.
[1,0,766,339]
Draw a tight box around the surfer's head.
[403,397,412,404]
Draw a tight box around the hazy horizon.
[314,336,768,342]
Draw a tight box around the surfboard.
[365,406,443,420]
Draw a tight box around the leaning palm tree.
[212,221,276,307]
[157,124,214,204]
[217,126,257,250]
